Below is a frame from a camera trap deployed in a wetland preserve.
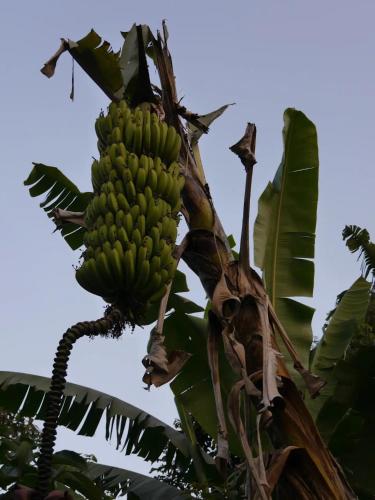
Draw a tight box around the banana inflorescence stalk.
[78,101,184,322]
[36,307,124,498]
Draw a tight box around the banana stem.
[36,308,124,498]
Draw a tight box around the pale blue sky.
[1,0,374,479]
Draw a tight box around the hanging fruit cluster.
[76,100,184,321]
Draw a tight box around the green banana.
[143,236,153,258]
[115,209,125,227]
[95,215,104,228]
[133,123,142,156]
[108,247,124,285]
[164,126,177,162]
[150,226,161,255]
[137,193,147,215]
[146,198,161,230]
[135,167,147,192]
[150,113,160,157]
[105,212,114,227]
[107,192,119,213]
[108,224,117,244]
[76,259,102,295]
[143,110,151,153]
[166,258,178,279]
[124,117,135,150]
[156,170,169,196]
[122,167,132,184]
[132,228,142,248]
[124,181,136,203]
[96,251,116,289]
[123,213,133,236]
[130,204,140,222]
[160,242,172,268]
[153,156,163,176]
[114,155,126,171]
[113,240,124,259]
[109,169,118,183]
[98,193,107,215]
[158,121,168,158]
[144,185,153,203]
[128,153,139,178]
[85,246,95,259]
[146,168,158,192]
[168,134,182,163]
[109,144,118,162]
[95,114,107,143]
[117,227,129,247]
[134,246,149,290]
[91,159,103,191]
[115,179,125,194]
[123,249,135,287]
[160,268,170,285]
[150,255,161,277]
[117,193,130,212]
[137,214,146,238]
[118,142,127,158]
[98,224,108,245]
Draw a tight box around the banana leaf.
[163,312,241,457]
[0,442,188,499]
[41,29,123,102]
[24,163,93,250]
[42,25,156,105]
[317,346,375,498]
[311,297,375,487]
[253,108,319,383]
[308,277,370,419]
[53,451,189,499]
[87,461,189,499]
[119,24,155,106]
[0,371,189,465]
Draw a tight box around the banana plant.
[17,20,360,500]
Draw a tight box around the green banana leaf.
[0,371,190,465]
[307,277,370,419]
[87,461,189,499]
[163,312,241,457]
[24,163,93,250]
[42,29,123,102]
[317,346,375,498]
[253,108,319,382]
[0,441,188,499]
[67,30,123,101]
[42,25,156,105]
[119,24,155,106]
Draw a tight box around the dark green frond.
[67,30,124,101]
[343,225,375,280]
[24,163,93,250]
[0,372,190,467]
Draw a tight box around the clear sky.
[1,0,374,479]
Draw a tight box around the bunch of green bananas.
[76,100,184,320]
